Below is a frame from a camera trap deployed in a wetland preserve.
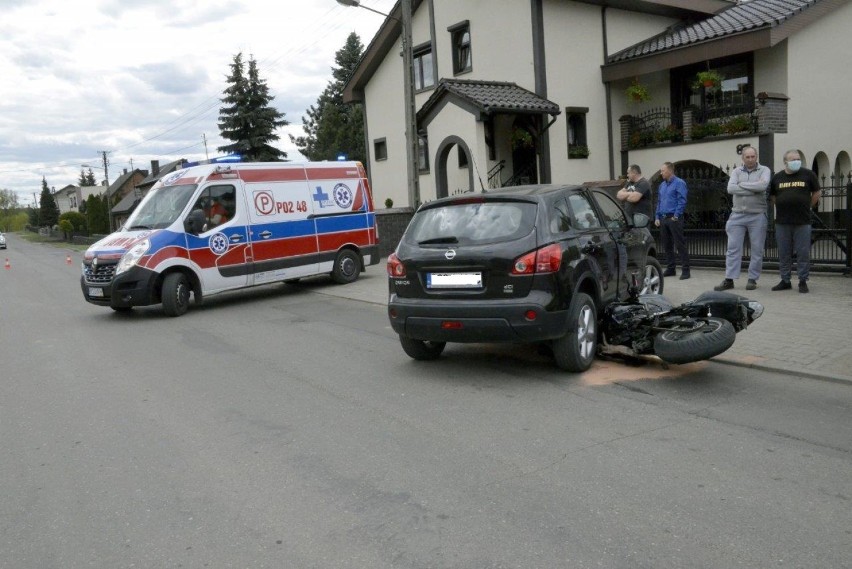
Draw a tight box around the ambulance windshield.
[123,184,198,230]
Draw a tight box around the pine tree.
[79,168,97,186]
[85,193,109,234]
[217,53,288,161]
[292,32,366,163]
[38,177,60,227]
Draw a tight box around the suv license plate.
[88,287,104,297]
[427,272,482,289]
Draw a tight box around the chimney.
[123,168,128,175]
[151,160,160,176]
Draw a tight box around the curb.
[712,355,852,387]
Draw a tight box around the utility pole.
[401,0,420,207]
[203,133,210,160]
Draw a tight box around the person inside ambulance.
[208,196,229,227]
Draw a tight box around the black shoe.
[798,281,809,294]
[662,269,676,277]
[746,279,757,291]
[679,271,691,280]
[714,279,734,291]
[771,280,792,291]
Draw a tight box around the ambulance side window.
[191,185,237,232]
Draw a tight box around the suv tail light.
[511,243,562,275]
[387,253,406,277]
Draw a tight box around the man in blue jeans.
[655,161,690,279]
[715,146,771,291]
[769,149,821,293]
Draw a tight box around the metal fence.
[650,166,851,274]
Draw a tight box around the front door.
[592,189,644,297]
[567,192,620,302]
[186,183,252,293]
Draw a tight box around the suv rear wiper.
[418,236,459,245]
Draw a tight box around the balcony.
[619,92,788,151]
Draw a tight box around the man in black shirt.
[616,164,653,220]
[768,149,821,293]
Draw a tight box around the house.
[110,159,188,228]
[344,0,851,211]
[106,168,148,230]
[54,183,106,215]
[53,184,81,214]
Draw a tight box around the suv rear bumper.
[388,292,568,343]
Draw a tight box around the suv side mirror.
[632,213,650,228]
[185,209,206,235]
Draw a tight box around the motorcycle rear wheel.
[653,317,736,364]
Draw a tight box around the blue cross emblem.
[312,186,330,208]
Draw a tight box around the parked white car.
[0,232,6,249]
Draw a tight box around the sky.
[0,0,397,206]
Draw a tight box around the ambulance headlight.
[116,239,150,275]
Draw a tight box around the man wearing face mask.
[769,150,821,293]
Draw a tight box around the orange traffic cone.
[66,254,72,265]
[4,258,9,270]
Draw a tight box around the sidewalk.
[302,261,852,385]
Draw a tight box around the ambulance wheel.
[331,249,361,284]
[399,335,446,360]
[162,272,191,317]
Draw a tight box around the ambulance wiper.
[418,236,458,245]
[128,224,152,230]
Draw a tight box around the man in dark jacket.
[769,149,821,293]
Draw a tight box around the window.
[566,107,589,159]
[418,134,430,173]
[567,194,601,229]
[592,191,627,230]
[191,185,237,232]
[448,21,472,75]
[374,138,387,161]
[458,147,468,169]
[672,54,754,120]
[548,196,574,233]
[413,43,434,91]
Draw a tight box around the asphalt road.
[1,233,851,568]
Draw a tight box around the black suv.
[387,184,662,371]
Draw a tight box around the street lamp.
[336,0,420,207]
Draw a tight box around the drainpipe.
[602,7,615,180]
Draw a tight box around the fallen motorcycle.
[599,283,764,365]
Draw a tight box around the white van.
[80,161,379,316]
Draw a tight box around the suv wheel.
[552,292,597,372]
[641,256,664,295]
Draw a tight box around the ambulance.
[80,161,379,316]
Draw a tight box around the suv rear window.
[405,201,537,246]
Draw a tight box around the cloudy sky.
[0,0,396,206]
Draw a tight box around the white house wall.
[628,136,762,177]
[432,0,533,85]
[424,103,483,200]
[754,42,788,96]
[775,0,852,179]
[363,34,408,209]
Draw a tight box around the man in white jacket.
[714,146,771,291]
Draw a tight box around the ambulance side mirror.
[185,209,206,235]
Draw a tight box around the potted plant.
[384,197,394,209]
[568,144,590,159]
[693,70,723,91]
[625,79,651,103]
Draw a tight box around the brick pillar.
[756,92,789,133]
[682,108,694,142]
[618,115,632,152]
